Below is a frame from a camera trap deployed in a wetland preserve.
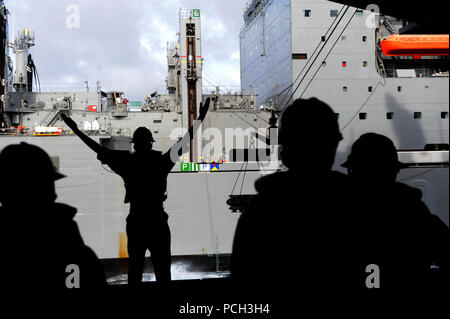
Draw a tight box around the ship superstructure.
[240,0,449,221]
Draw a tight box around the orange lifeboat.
[380,34,449,56]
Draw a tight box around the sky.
[6,0,248,100]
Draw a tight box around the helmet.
[0,142,65,181]
[131,127,155,144]
[279,98,343,145]
[342,133,406,170]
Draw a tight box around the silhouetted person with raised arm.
[0,143,106,290]
[342,133,449,288]
[62,98,210,286]
[231,98,358,295]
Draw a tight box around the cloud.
[5,0,245,100]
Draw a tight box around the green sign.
[181,163,199,172]
[129,101,142,107]
[193,9,200,18]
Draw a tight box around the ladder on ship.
[40,108,61,127]
[376,47,388,78]
[382,16,397,35]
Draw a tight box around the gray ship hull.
[0,135,273,260]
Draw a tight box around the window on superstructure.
[292,53,308,60]
[441,112,448,119]
[304,10,311,17]
[359,113,367,120]
[414,112,422,120]
[387,112,394,120]
[330,10,339,17]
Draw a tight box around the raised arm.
[61,113,102,154]
[169,98,210,162]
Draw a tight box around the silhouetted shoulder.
[53,202,77,219]
[393,182,423,201]
[329,170,349,184]
[392,182,434,220]
[50,203,106,287]
[38,203,89,251]
[254,171,293,194]
[97,147,132,177]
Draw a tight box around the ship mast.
[179,9,203,162]
[12,27,35,93]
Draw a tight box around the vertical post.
[179,9,203,163]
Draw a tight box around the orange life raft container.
[380,34,449,56]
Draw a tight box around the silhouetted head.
[279,98,342,172]
[0,143,65,208]
[131,127,155,151]
[342,133,405,184]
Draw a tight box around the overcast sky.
[6,0,247,100]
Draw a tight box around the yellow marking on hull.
[119,232,128,258]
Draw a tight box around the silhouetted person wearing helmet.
[62,98,210,286]
[231,98,358,295]
[0,143,106,290]
[342,133,449,289]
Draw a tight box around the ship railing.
[39,83,100,93]
[398,150,449,168]
[40,108,61,127]
[109,127,131,137]
[81,125,131,137]
[202,85,242,94]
